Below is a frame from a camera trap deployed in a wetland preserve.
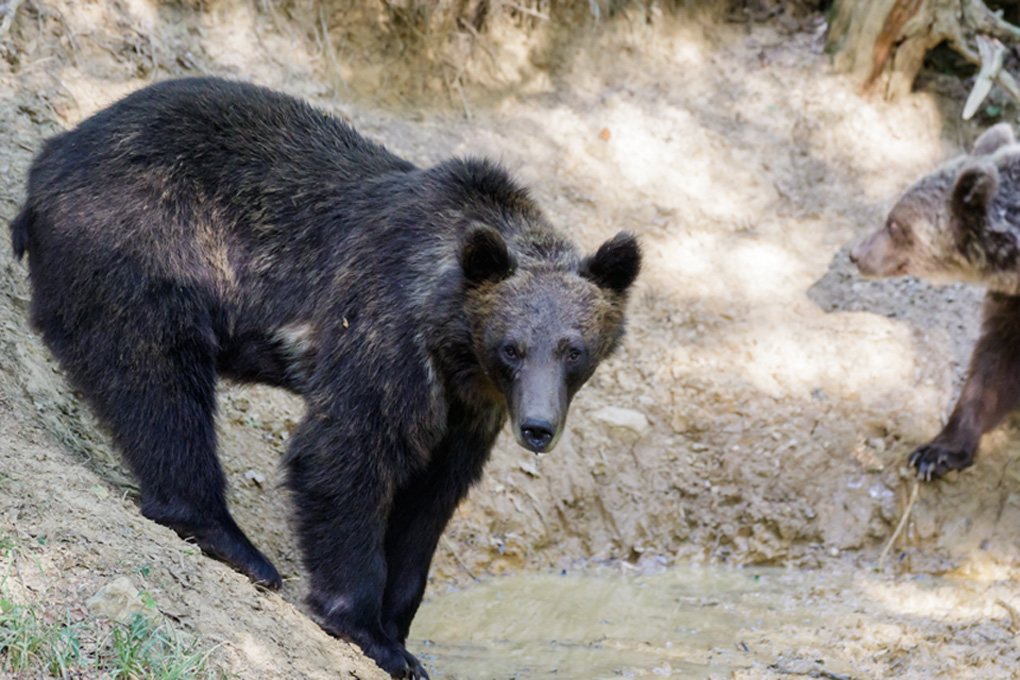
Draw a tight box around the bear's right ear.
[952,162,999,219]
[460,226,515,286]
[972,123,1015,156]
[580,231,642,295]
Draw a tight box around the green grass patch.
[0,598,220,679]
[0,535,222,679]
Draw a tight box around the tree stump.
[827,0,1020,106]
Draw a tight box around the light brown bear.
[851,122,1020,480]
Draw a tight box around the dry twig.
[319,1,348,93]
[997,598,1020,635]
[499,0,549,22]
[966,0,1020,44]
[878,479,920,568]
[769,663,855,680]
[441,534,479,582]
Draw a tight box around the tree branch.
[963,35,1005,119]
[963,0,1020,44]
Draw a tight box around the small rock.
[86,576,150,622]
[590,406,650,434]
[518,461,540,478]
[244,469,266,486]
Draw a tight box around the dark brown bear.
[850,122,1020,481]
[10,78,641,679]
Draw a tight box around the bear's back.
[32,78,414,206]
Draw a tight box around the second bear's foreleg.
[910,292,1020,479]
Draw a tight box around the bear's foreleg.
[286,417,429,680]
[381,427,493,644]
[910,292,1020,479]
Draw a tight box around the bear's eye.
[503,345,520,361]
[565,348,582,363]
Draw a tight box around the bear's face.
[850,123,1020,292]
[461,228,640,453]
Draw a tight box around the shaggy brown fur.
[10,77,641,679]
[850,122,1020,479]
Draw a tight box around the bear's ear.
[972,123,1015,156]
[580,231,642,295]
[952,162,999,219]
[460,226,515,286]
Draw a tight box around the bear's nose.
[848,246,860,265]
[520,419,554,452]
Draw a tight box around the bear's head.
[460,226,641,453]
[850,122,1020,292]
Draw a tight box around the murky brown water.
[410,566,872,679]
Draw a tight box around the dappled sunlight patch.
[737,313,923,400]
[503,95,775,234]
[51,71,147,124]
[952,554,1018,582]
[859,576,996,622]
[647,226,931,405]
[651,232,805,301]
[119,0,158,28]
[198,1,318,87]
[818,95,949,202]
[230,631,278,672]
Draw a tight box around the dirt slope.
[3,1,1020,677]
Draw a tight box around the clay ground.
[1,1,1020,677]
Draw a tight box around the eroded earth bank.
[1,1,1019,678]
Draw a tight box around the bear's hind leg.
[911,292,1020,480]
[112,342,281,587]
[39,282,281,588]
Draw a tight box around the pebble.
[86,576,152,622]
[590,406,651,434]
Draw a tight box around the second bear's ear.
[952,162,999,220]
[972,123,1015,156]
[580,231,642,295]
[460,226,515,285]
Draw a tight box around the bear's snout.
[508,361,567,454]
[520,418,555,452]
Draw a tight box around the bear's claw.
[908,443,975,481]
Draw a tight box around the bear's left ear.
[972,123,1015,156]
[580,231,642,295]
[460,226,516,286]
[952,161,999,219]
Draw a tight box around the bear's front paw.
[360,639,429,679]
[316,611,429,680]
[908,443,975,480]
[396,649,429,680]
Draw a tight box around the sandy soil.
[2,0,1020,677]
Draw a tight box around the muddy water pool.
[409,564,981,679]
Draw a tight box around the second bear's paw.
[908,443,975,481]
